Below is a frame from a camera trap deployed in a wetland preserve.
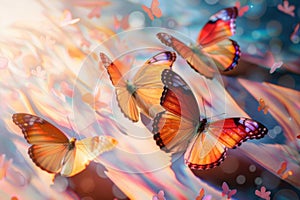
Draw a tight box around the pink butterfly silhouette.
[87,6,101,19]
[255,186,271,200]
[290,23,300,44]
[235,1,249,17]
[142,0,162,21]
[152,190,166,200]
[114,15,129,31]
[277,0,295,17]
[276,161,293,179]
[222,182,237,199]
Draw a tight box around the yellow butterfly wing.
[60,136,117,177]
[133,51,176,119]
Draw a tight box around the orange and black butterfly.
[152,69,268,170]
[157,7,240,79]
[12,113,117,177]
[100,51,176,122]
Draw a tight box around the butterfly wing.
[12,113,70,174]
[132,51,176,119]
[152,69,200,152]
[197,7,240,71]
[151,0,162,18]
[157,32,215,78]
[201,39,240,71]
[197,7,238,46]
[185,118,268,170]
[142,5,154,20]
[60,136,117,177]
[100,53,139,122]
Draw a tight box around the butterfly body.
[152,69,268,170]
[13,113,117,177]
[156,7,240,78]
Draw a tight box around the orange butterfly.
[157,7,240,79]
[152,70,268,169]
[12,113,117,177]
[100,51,176,122]
[141,0,162,21]
[114,15,129,31]
[235,1,249,17]
[276,161,293,179]
[258,98,269,115]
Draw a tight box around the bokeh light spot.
[236,175,246,185]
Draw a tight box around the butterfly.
[290,23,300,44]
[152,69,268,169]
[114,15,129,31]
[100,51,176,122]
[258,98,269,115]
[156,7,240,79]
[221,182,237,199]
[12,113,117,177]
[255,186,271,200]
[277,0,295,17]
[235,1,249,17]
[276,161,293,179]
[142,0,162,21]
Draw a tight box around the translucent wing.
[160,69,200,120]
[133,51,176,118]
[152,69,200,152]
[60,136,117,177]
[157,32,215,78]
[197,7,238,46]
[100,53,138,121]
[151,0,162,18]
[142,4,154,20]
[100,52,126,87]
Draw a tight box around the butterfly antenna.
[66,115,77,138]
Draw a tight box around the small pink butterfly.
[277,0,295,17]
[114,15,129,31]
[222,182,237,199]
[60,9,80,27]
[277,161,293,179]
[152,190,166,200]
[0,56,8,69]
[142,0,162,21]
[88,6,101,19]
[235,1,249,17]
[255,186,271,200]
[290,23,300,44]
